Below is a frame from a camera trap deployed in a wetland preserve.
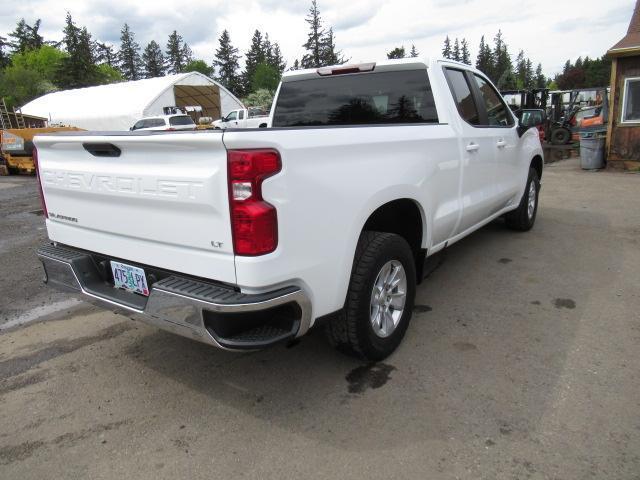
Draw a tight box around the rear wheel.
[550,127,570,145]
[325,231,416,360]
[505,168,540,231]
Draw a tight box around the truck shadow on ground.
[123,207,615,451]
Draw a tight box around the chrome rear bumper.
[36,243,312,350]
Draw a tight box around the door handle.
[496,140,507,148]
[466,143,479,152]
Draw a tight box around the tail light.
[33,147,48,218]
[227,149,281,255]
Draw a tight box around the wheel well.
[531,155,543,180]
[362,199,425,279]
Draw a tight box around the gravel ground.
[0,159,639,479]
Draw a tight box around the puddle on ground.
[346,363,396,394]
[553,298,576,309]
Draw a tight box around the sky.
[0,0,635,77]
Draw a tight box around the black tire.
[550,127,570,145]
[505,168,540,231]
[325,231,416,360]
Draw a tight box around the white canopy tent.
[21,72,243,131]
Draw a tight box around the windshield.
[272,70,439,127]
[169,115,195,126]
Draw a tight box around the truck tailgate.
[34,132,236,284]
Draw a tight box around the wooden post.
[605,57,617,163]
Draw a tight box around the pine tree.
[56,13,99,88]
[387,46,406,59]
[270,43,286,74]
[142,40,165,78]
[535,63,546,88]
[515,49,526,87]
[212,29,242,96]
[8,18,44,54]
[320,28,346,65]
[119,23,141,80]
[182,43,193,65]
[301,0,325,68]
[475,35,493,76]
[291,59,300,71]
[442,36,452,59]
[166,30,189,74]
[460,39,470,65]
[410,44,419,58]
[0,35,10,69]
[263,33,273,64]
[492,30,514,88]
[453,38,460,62]
[243,30,265,94]
[27,19,44,50]
[524,58,534,89]
[95,42,117,67]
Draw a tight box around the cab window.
[226,111,237,121]
[238,110,245,120]
[444,68,480,126]
[472,75,515,127]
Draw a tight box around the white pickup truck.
[34,58,543,360]
[212,107,269,129]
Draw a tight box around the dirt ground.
[0,159,639,479]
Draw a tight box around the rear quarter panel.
[223,124,459,320]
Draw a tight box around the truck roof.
[280,57,474,82]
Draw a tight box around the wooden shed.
[606,0,640,170]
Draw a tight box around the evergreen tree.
[515,49,526,87]
[492,30,514,88]
[270,43,287,74]
[263,33,273,64]
[301,0,325,68]
[9,18,44,54]
[0,35,10,69]
[142,40,165,78]
[27,19,44,50]
[442,36,452,59]
[119,23,141,80]
[320,28,346,65]
[291,59,300,71]
[387,46,406,59]
[212,29,242,96]
[460,39,470,64]
[56,13,99,88]
[524,58,534,89]
[243,30,265,94]
[453,38,460,62]
[410,44,419,58]
[534,63,546,88]
[95,42,117,67]
[475,35,493,77]
[166,30,190,74]
[181,43,193,65]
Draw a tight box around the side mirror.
[517,109,545,137]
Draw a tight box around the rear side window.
[272,70,438,127]
[148,119,165,128]
[238,110,245,120]
[472,75,515,127]
[444,68,480,125]
[169,115,195,126]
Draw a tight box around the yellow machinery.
[1,127,82,175]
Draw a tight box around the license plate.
[110,261,150,296]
